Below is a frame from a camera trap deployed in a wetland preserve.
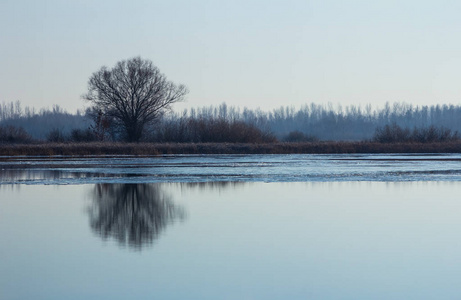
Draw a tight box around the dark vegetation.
[1,141,461,156]
[373,123,460,143]
[0,125,31,143]
[2,100,461,154]
[150,117,276,143]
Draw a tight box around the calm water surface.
[1,154,461,299]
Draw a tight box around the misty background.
[1,100,461,142]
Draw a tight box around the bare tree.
[83,57,188,142]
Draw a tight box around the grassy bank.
[2,141,461,156]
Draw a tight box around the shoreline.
[1,141,461,156]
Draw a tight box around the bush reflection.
[88,183,185,250]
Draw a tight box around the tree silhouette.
[83,57,188,142]
[88,183,185,250]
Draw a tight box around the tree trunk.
[124,121,144,142]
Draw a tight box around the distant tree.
[83,57,188,142]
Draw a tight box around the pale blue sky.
[1,0,461,112]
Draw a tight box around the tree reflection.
[88,183,185,250]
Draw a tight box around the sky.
[1,0,461,113]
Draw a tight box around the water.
[1,153,461,184]
[1,154,461,299]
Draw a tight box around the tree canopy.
[83,57,188,142]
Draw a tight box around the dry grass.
[1,141,461,156]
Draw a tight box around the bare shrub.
[374,123,460,143]
[70,128,97,142]
[46,128,67,142]
[151,118,276,143]
[0,125,32,143]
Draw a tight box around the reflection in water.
[177,181,246,192]
[0,169,113,183]
[88,184,185,250]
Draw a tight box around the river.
[1,154,461,299]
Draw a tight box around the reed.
[1,141,461,156]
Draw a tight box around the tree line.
[1,100,461,144]
[153,102,461,142]
[0,102,89,141]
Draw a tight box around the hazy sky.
[1,0,461,113]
